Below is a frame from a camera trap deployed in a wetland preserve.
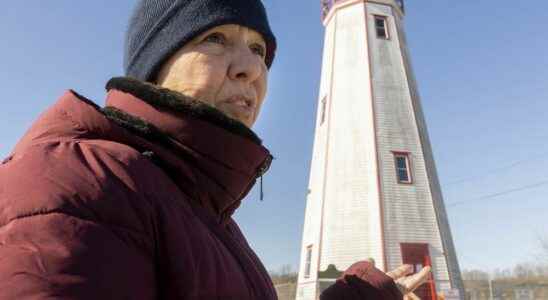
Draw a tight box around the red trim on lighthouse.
[400,243,438,300]
[322,0,405,26]
[363,3,388,273]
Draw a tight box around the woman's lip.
[223,95,256,108]
[220,100,255,120]
[225,102,255,115]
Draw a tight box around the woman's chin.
[220,108,254,127]
[235,115,253,128]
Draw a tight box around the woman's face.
[156,24,268,128]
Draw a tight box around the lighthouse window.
[320,96,327,125]
[374,15,389,39]
[394,152,412,184]
[304,245,313,278]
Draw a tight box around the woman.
[0,0,429,299]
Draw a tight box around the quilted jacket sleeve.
[320,261,403,300]
[0,141,157,300]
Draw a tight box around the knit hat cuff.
[125,2,276,82]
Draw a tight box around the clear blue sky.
[1,1,547,274]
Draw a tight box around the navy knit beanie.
[124,0,277,82]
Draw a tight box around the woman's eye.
[250,43,266,58]
[203,33,226,45]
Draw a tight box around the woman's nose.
[228,45,263,83]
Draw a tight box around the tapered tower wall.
[319,1,382,272]
[365,1,452,291]
[298,3,384,298]
[392,4,465,294]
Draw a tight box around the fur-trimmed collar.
[102,77,272,220]
[105,77,262,145]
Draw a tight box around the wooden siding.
[392,4,465,295]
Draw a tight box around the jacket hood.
[12,77,273,223]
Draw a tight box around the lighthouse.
[296,1,465,299]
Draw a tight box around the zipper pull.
[260,174,264,201]
[257,154,273,178]
[257,154,273,201]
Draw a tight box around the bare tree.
[462,269,489,281]
[534,264,548,277]
[514,263,534,279]
[493,267,512,279]
[541,235,548,261]
[270,265,298,285]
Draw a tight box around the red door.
[400,243,437,300]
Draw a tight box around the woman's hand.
[320,261,431,299]
[386,264,431,298]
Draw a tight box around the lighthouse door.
[400,243,437,300]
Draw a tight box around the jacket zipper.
[256,154,273,201]
[256,154,273,178]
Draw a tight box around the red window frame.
[392,151,413,184]
[373,15,390,40]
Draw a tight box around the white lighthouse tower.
[296,1,464,299]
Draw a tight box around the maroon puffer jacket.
[0,77,402,299]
